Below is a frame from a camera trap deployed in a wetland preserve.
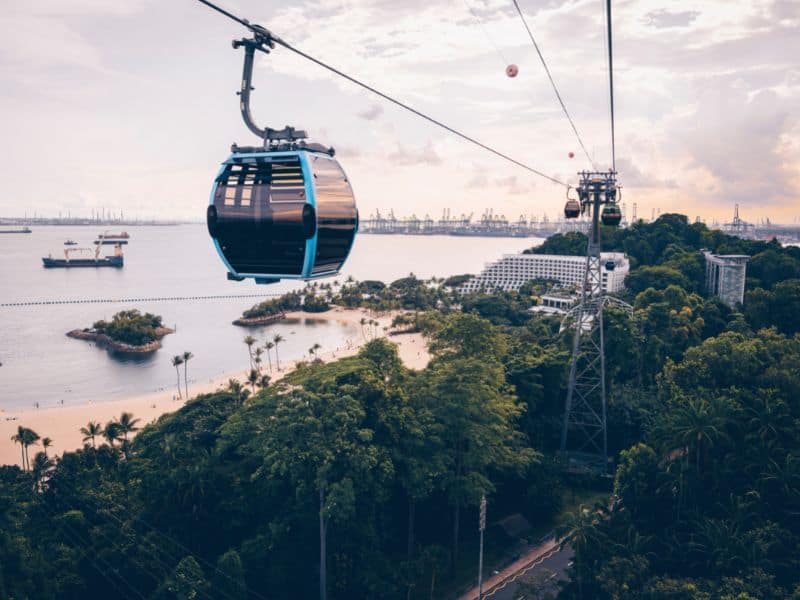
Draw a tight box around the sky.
[1,0,798,224]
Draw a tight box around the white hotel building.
[459,252,630,294]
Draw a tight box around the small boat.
[64,240,78,246]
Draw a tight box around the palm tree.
[247,369,259,393]
[116,412,141,459]
[41,437,53,458]
[171,355,184,400]
[30,452,54,488]
[116,412,141,444]
[80,421,102,448]
[272,334,284,370]
[257,374,271,390]
[264,341,274,372]
[182,351,194,399]
[254,347,264,374]
[244,335,257,369]
[102,421,122,447]
[11,427,26,470]
[21,428,40,472]
[227,378,249,405]
[555,505,605,599]
[309,342,322,361]
[359,317,368,341]
[664,395,730,473]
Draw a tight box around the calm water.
[0,225,540,410]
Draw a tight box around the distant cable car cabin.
[601,204,622,227]
[564,199,581,219]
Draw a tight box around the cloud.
[357,105,383,120]
[643,9,700,29]
[387,142,443,166]
[467,173,489,188]
[615,157,677,189]
[494,175,528,195]
[675,86,799,208]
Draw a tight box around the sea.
[0,225,541,410]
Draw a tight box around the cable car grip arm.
[233,27,307,144]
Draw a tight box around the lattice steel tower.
[560,171,621,473]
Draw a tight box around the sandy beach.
[0,307,429,467]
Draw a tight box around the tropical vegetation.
[3,214,800,599]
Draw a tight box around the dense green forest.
[3,215,800,599]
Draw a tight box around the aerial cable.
[510,0,594,167]
[195,0,567,188]
[605,0,616,171]
[462,0,511,64]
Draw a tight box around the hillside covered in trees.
[2,215,800,599]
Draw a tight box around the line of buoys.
[0,293,282,308]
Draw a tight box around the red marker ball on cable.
[568,151,575,159]
[506,64,519,78]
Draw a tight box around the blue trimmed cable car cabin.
[206,147,358,284]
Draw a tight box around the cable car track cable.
[510,0,594,167]
[605,0,616,171]
[195,0,567,187]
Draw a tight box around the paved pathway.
[458,537,568,600]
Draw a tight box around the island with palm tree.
[232,291,301,326]
[67,308,174,353]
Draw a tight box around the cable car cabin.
[601,204,622,227]
[206,150,358,284]
[605,260,616,271]
[564,199,581,219]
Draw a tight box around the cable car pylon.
[559,171,630,474]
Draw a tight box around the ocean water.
[0,225,540,410]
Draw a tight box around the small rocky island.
[232,292,301,327]
[67,309,174,353]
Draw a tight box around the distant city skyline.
[1,0,798,222]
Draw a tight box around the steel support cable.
[605,0,616,171]
[511,0,594,167]
[29,496,149,600]
[41,478,224,600]
[195,0,568,188]
[462,0,511,64]
[47,470,270,600]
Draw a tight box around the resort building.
[530,292,580,315]
[459,252,630,294]
[703,251,749,307]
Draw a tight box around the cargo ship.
[42,244,124,268]
[0,226,32,234]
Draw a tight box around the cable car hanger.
[231,25,330,154]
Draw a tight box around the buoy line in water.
[1,293,283,307]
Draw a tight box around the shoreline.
[0,307,430,467]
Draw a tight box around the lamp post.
[478,494,487,599]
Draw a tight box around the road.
[458,538,573,600]
[485,546,573,599]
